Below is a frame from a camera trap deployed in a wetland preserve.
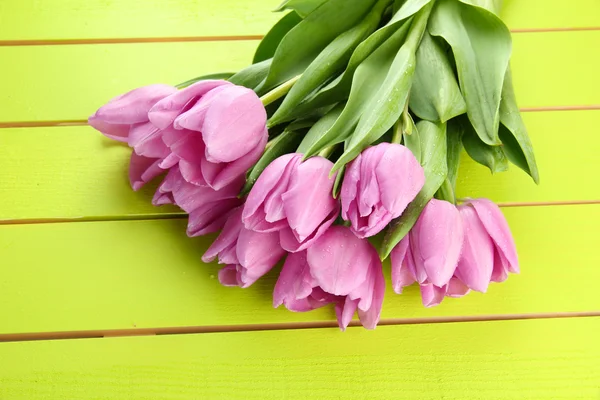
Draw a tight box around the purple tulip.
[202,207,286,288]
[89,84,177,145]
[242,154,339,252]
[341,143,425,238]
[391,235,470,307]
[390,199,466,307]
[155,168,243,237]
[274,226,385,330]
[411,199,464,287]
[148,80,268,190]
[456,198,519,292]
[90,80,267,238]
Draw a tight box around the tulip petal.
[469,198,519,273]
[149,80,231,129]
[456,205,495,293]
[411,199,464,287]
[274,252,328,312]
[93,84,177,125]
[281,156,337,242]
[357,263,385,329]
[88,116,130,142]
[242,154,301,232]
[236,227,286,288]
[129,122,170,159]
[306,226,372,296]
[202,207,244,264]
[218,265,241,287]
[279,205,338,253]
[187,198,241,237]
[391,236,417,294]
[375,144,425,217]
[340,154,361,221]
[174,84,232,131]
[446,277,470,298]
[420,283,446,307]
[201,133,267,190]
[490,248,510,283]
[335,297,359,331]
[129,153,164,191]
[201,85,267,163]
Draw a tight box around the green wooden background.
[0,0,599,398]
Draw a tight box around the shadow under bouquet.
[89,0,538,330]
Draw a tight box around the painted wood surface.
[0,318,599,399]
[1,0,598,41]
[1,0,599,398]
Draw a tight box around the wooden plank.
[0,318,599,399]
[0,41,256,123]
[0,0,598,41]
[455,110,600,204]
[0,205,598,334]
[1,111,598,221]
[0,31,599,123]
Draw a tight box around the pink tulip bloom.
[456,198,519,292]
[88,84,177,146]
[148,80,268,190]
[242,154,340,252]
[341,143,425,238]
[391,235,470,307]
[154,168,243,237]
[202,207,286,288]
[390,199,466,307]
[411,199,464,287]
[90,80,266,238]
[274,226,385,330]
[89,84,177,190]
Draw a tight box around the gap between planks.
[1,105,599,129]
[1,26,599,47]
[1,201,599,226]
[0,311,598,343]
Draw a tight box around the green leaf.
[175,72,235,89]
[380,121,448,260]
[242,127,306,195]
[409,30,466,122]
[499,67,540,183]
[272,0,430,120]
[332,2,434,173]
[446,119,463,188]
[275,0,329,17]
[429,0,512,146]
[260,0,379,93]
[268,0,388,126]
[301,19,412,158]
[297,103,345,154]
[461,116,508,173]
[459,0,503,15]
[228,59,272,91]
[254,12,303,64]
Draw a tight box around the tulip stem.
[318,145,336,159]
[260,75,302,107]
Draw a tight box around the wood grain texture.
[0,205,598,334]
[0,318,599,399]
[1,111,598,221]
[0,31,599,123]
[1,0,599,42]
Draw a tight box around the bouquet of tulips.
[89,0,538,330]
